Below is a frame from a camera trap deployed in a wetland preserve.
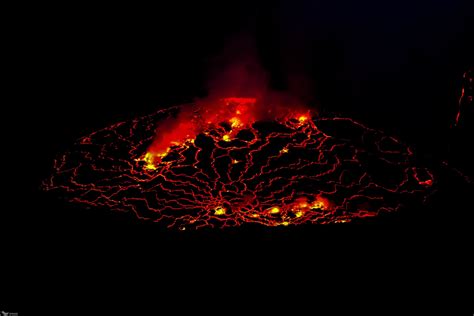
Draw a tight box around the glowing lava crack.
[43,98,434,229]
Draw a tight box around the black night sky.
[2,1,473,313]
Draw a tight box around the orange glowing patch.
[214,206,226,215]
[269,207,280,214]
[229,117,243,128]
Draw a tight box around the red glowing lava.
[454,69,473,128]
[43,97,435,229]
[142,97,311,169]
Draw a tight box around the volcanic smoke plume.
[43,95,435,229]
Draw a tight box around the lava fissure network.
[43,98,434,229]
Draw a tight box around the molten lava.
[454,69,473,128]
[44,97,435,229]
[138,97,312,170]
